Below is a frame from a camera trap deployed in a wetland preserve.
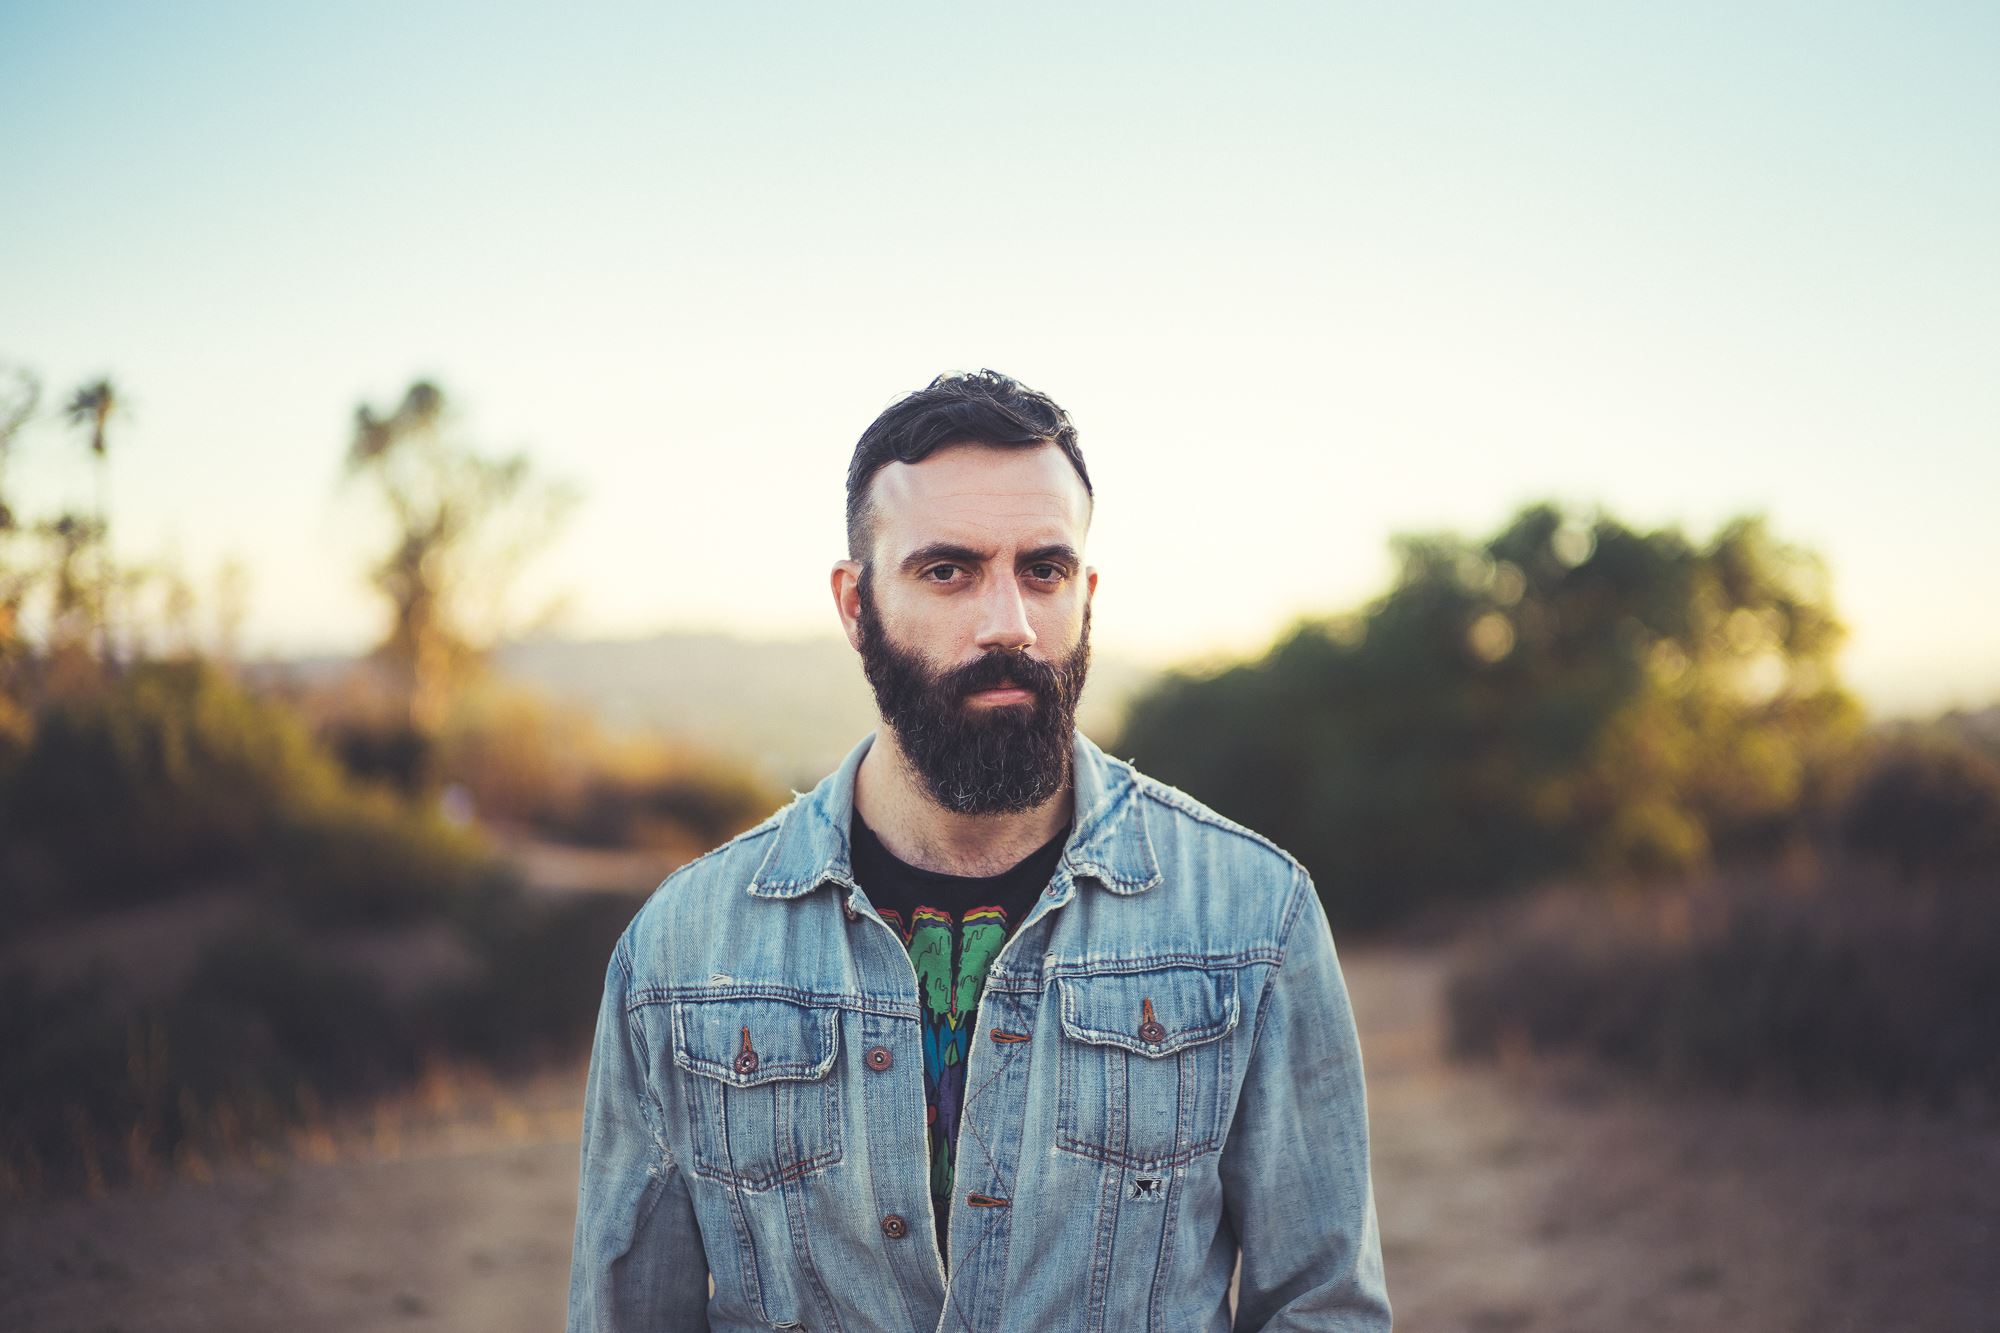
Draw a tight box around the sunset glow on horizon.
[4,2,1994,715]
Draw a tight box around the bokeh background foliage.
[3,376,1997,1198]
[0,374,780,1198]
[1119,503,1863,927]
[1116,502,1998,1110]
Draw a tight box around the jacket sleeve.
[1220,868,1392,1331]
[567,935,712,1332]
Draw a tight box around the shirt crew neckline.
[850,811,1070,887]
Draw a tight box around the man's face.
[836,441,1097,815]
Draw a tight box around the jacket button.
[881,1213,908,1239]
[864,1045,892,1071]
[843,900,859,921]
[1138,1019,1166,1043]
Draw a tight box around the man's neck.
[852,727,1073,878]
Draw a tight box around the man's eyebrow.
[1020,543,1081,569]
[894,542,1082,576]
[897,542,990,576]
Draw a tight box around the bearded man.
[568,370,1391,1332]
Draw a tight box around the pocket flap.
[1056,966,1239,1058]
[672,995,840,1087]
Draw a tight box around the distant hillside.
[1937,704,2000,763]
[1874,701,2000,767]
[265,631,1157,789]
[491,631,1156,787]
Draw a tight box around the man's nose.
[973,574,1037,654]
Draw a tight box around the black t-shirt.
[850,811,1069,1265]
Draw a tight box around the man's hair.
[845,368,1092,562]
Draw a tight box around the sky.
[2,1,1995,715]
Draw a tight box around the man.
[568,370,1391,1331]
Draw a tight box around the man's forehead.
[869,441,1090,533]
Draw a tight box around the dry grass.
[1444,854,2000,1109]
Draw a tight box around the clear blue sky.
[3,1,1995,714]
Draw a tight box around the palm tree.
[63,377,120,665]
[0,365,41,691]
[0,363,37,476]
[343,379,575,750]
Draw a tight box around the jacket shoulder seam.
[642,801,789,898]
[1132,775,1305,878]
[1247,864,1316,1056]
[617,804,790,959]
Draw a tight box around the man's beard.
[854,570,1091,816]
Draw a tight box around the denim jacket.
[568,729,1391,1332]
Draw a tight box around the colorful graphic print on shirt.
[876,902,1011,1205]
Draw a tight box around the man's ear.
[831,559,865,650]
[1085,565,1099,602]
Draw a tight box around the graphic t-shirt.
[850,811,1069,1264]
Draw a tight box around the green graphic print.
[881,903,1011,1207]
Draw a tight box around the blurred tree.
[0,362,35,512]
[1115,503,1863,927]
[342,380,577,760]
[30,512,105,673]
[62,377,121,666]
[212,555,250,669]
[0,363,40,751]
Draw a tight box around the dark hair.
[845,368,1092,561]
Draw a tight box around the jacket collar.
[747,728,1160,900]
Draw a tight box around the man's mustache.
[944,649,1061,701]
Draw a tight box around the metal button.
[735,1026,759,1075]
[842,900,859,921]
[1138,997,1166,1044]
[864,1045,892,1071]
[881,1213,909,1239]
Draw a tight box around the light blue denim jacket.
[568,729,1391,1332]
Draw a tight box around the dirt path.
[1348,945,1996,1332]
[0,1066,586,1333]
[3,945,1992,1331]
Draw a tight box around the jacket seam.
[1245,867,1314,1060]
[651,805,788,893]
[613,936,679,1178]
[1134,779,1306,879]
[628,985,919,1022]
[1061,777,1155,890]
[1041,948,1280,978]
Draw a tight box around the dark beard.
[854,569,1091,815]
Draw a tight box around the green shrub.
[0,656,517,924]
[0,888,635,1198]
[261,784,518,926]
[0,923,419,1196]
[2,658,342,911]
[323,716,436,797]
[550,769,775,850]
[433,889,639,1064]
[181,923,422,1088]
[1839,736,2000,879]
[433,677,783,849]
[1446,870,2000,1106]
[1114,505,1861,930]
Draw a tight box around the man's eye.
[924,565,961,583]
[1028,564,1066,583]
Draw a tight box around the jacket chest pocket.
[671,995,843,1191]
[1054,965,1241,1170]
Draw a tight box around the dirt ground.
[2,944,1993,1332]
